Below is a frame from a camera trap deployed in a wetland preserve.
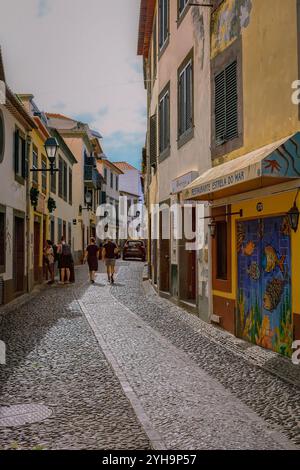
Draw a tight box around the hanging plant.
[30,187,39,210]
[47,197,57,213]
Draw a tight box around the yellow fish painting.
[243,241,255,257]
[263,245,285,273]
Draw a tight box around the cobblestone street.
[0,262,299,450]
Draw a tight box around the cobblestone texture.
[0,262,299,450]
[0,266,151,450]
[111,262,300,447]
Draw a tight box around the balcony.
[84,164,98,188]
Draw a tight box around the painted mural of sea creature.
[243,240,255,256]
[263,278,285,312]
[280,217,291,237]
[237,222,245,253]
[247,262,260,281]
[262,245,285,273]
[255,316,273,350]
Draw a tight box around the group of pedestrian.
[43,236,74,286]
[84,238,119,284]
[44,237,119,286]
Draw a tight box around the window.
[178,56,193,139]
[159,86,170,156]
[116,175,119,191]
[69,168,72,205]
[57,218,62,241]
[41,156,47,193]
[215,60,238,146]
[0,110,5,163]
[63,162,68,200]
[0,210,5,273]
[51,171,56,194]
[104,168,108,182]
[178,0,189,17]
[50,218,55,244]
[159,0,169,51]
[110,171,113,188]
[14,129,27,180]
[212,206,232,292]
[32,146,38,185]
[153,16,157,79]
[68,222,72,246]
[216,221,227,280]
[58,158,63,198]
[150,113,157,168]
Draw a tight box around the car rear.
[123,240,146,261]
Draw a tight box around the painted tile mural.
[237,216,292,357]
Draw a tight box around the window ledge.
[177,5,189,28]
[158,36,170,61]
[159,146,170,163]
[177,127,194,149]
[15,174,25,186]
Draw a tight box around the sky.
[0,0,146,169]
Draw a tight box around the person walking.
[57,236,73,284]
[84,237,99,283]
[44,240,55,284]
[102,239,118,284]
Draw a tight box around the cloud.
[37,0,50,17]
[0,0,146,168]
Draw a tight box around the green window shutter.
[186,62,193,131]
[14,129,19,174]
[58,158,63,197]
[21,137,26,178]
[150,113,157,167]
[166,92,170,146]
[215,70,226,145]
[225,60,238,141]
[178,72,184,136]
[215,60,238,146]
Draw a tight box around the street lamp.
[30,137,60,176]
[79,191,93,212]
[287,201,300,232]
[44,137,59,166]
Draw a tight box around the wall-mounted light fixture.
[30,137,60,176]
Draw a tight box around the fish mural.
[237,222,245,253]
[242,240,255,257]
[262,245,285,273]
[237,216,292,357]
[247,262,260,281]
[263,278,285,312]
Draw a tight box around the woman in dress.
[84,237,99,283]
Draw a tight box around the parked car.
[123,240,146,261]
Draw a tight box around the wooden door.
[34,221,40,283]
[14,217,25,292]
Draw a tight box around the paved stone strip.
[0,267,151,450]
[79,271,296,450]
[112,263,300,447]
[143,280,300,388]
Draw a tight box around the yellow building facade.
[184,0,300,356]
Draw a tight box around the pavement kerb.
[77,294,167,451]
[141,277,300,390]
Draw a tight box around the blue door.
[237,216,292,357]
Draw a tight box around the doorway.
[34,220,41,283]
[237,216,292,356]
[13,216,25,293]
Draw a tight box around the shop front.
[183,133,300,356]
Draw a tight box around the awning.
[183,133,300,201]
